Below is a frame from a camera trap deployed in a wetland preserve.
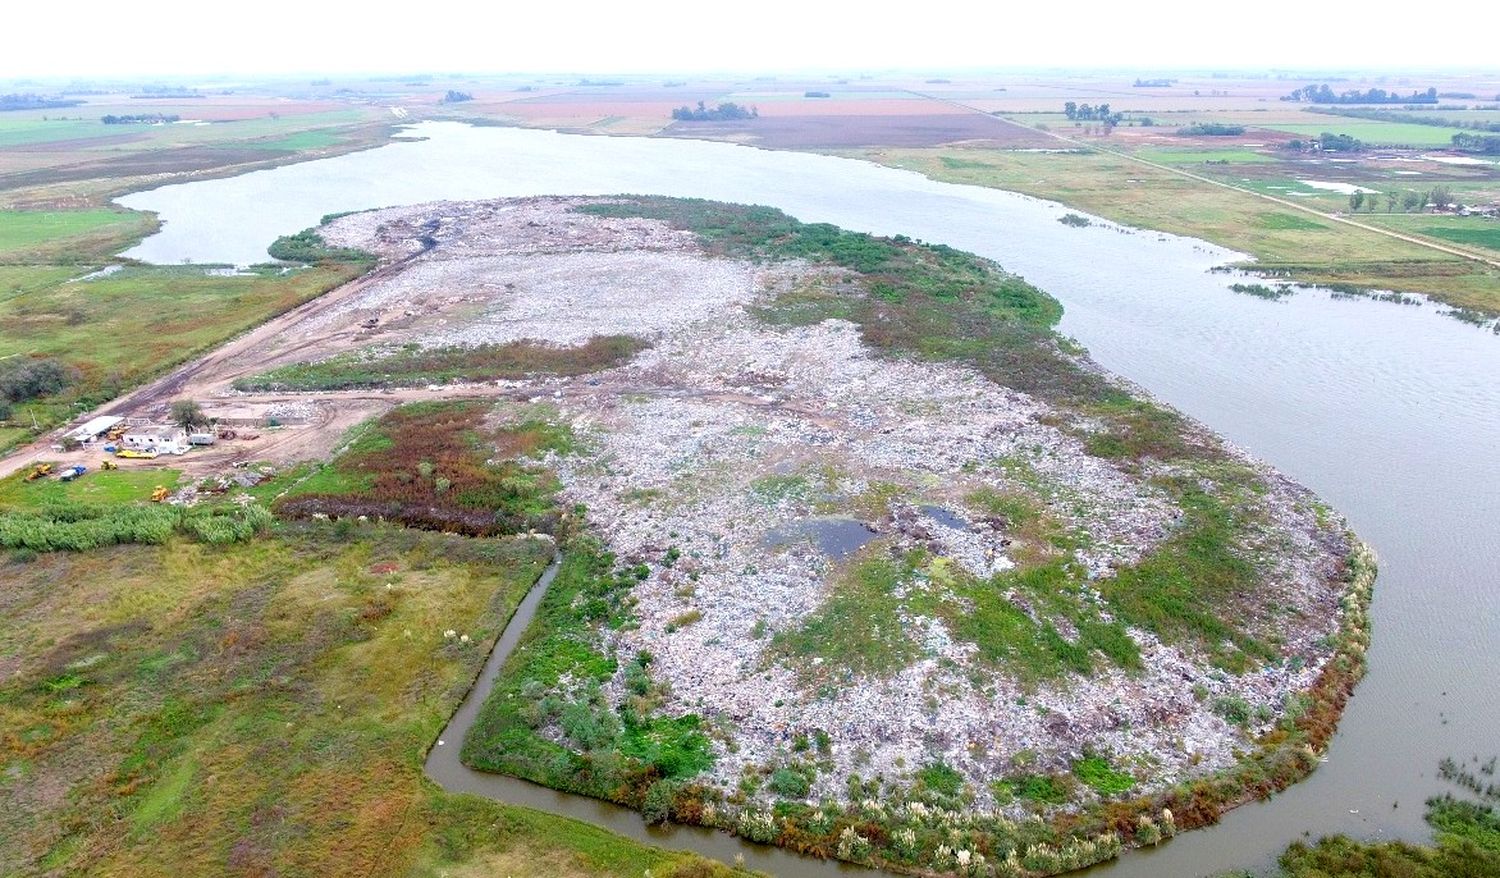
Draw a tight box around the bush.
[769,766,812,798]
[0,357,76,404]
[642,780,677,824]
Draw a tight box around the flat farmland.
[1259,120,1471,147]
[667,112,1055,148]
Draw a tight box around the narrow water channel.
[120,122,1500,876]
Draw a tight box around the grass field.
[859,146,1500,312]
[1363,213,1500,254]
[0,523,739,877]
[1259,121,1467,147]
[0,209,157,262]
[1134,147,1279,165]
[0,467,181,509]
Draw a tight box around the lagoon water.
[119,122,1500,876]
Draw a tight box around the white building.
[122,426,189,455]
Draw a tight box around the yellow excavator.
[150,486,170,502]
[24,463,52,481]
[101,460,119,471]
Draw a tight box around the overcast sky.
[6,0,1499,79]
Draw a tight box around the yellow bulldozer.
[24,463,53,481]
[101,460,119,471]
[150,485,170,503]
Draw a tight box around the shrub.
[769,766,812,798]
[642,780,677,824]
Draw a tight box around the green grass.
[773,552,921,680]
[1420,225,1500,253]
[1099,484,1272,671]
[1135,148,1278,165]
[0,210,145,259]
[277,401,567,536]
[1256,212,1330,231]
[0,466,181,509]
[232,130,345,151]
[0,117,122,148]
[1257,120,1469,146]
[1073,755,1135,796]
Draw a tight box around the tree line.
[1345,186,1458,213]
[1063,102,1123,126]
[0,93,83,112]
[101,113,181,125]
[1452,133,1500,155]
[671,101,758,122]
[1282,84,1438,105]
[1313,106,1500,134]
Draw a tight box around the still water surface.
[119,123,1500,876]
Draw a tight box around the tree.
[1430,186,1455,209]
[1385,192,1397,212]
[171,399,207,431]
[1349,192,1365,211]
[1063,101,1078,120]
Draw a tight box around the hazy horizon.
[6,0,1499,80]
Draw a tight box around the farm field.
[1259,120,1469,147]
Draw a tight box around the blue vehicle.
[58,464,88,482]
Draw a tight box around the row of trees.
[670,101,758,122]
[1283,84,1438,105]
[1178,123,1245,137]
[1063,102,1123,126]
[1286,133,1365,153]
[101,113,180,125]
[1,93,83,111]
[441,90,473,103]
[1315,107,1500,134]
[1453,133,1500,155]
[1346,186,1455,213]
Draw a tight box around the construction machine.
[150,485,170,502]
[25,463,52,481]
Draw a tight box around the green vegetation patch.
[0,466,181,510]
[277,400,568,535]
[1256,212,1328,231]
[772,552,921,680]
[1420,225,1500,253]
[0,498,269,553]
[1276,794,1500,877]
[1136,148,1277,165]
[0,209,153,261]
[1099,483,1272,670]
[1072,755,1135,796]
[236,335,647,391]
[463,540,715,802]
